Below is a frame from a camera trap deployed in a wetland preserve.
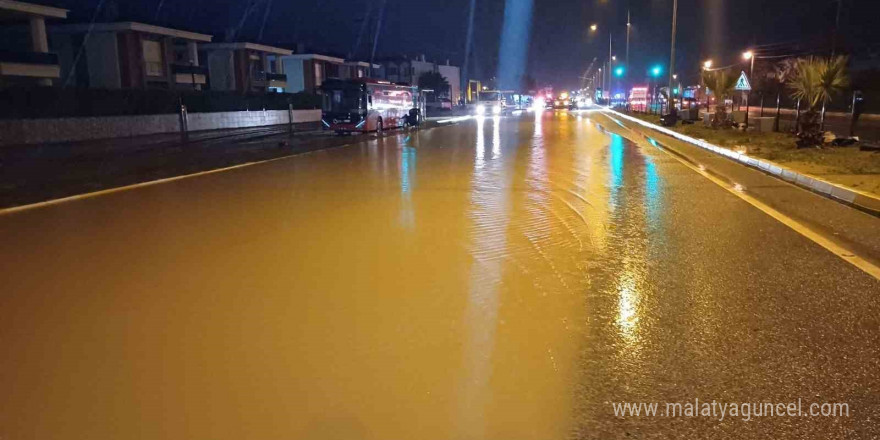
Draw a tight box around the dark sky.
[45,0,880,89]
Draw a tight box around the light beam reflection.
[457,115,510,438]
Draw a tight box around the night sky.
[43,0,880,89]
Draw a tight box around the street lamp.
[649,65,662,114]
[743,50,755,126]
[590,24,597,31]
[701,60,712,109]
[612,55,617,61]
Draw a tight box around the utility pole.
[626,9,630,67]
[607,31,612,104]
[667,0,678,113]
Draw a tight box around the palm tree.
[787,55,849,146]
[700,69,738,128]
[773,58,798,131]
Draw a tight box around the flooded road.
[2,111,879,439]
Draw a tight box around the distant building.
[437,61,461,103]
[342,60,379,80]
[273,53,345,93]
[51,22,212,90]
[0,0,68,87]
[376,55,461,103]
[199,42,291,93]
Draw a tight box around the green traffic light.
[651,66,662,77]
[614,67,625,77]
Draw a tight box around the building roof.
[0,0,67,19]
[344,60,380,69]
[280,53,345,63]
[200,42,292,56]
[51,21,212,42]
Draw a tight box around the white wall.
[410,60,434,85]
[280,58,305,93]
[437,64,461,102]
[0,109,322,146]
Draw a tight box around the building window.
[314,62,324,87]
[142,39,164,77]
[357,67,364,78]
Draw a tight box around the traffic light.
[614,66,625,77]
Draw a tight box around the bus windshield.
[322,87,364,114]
[478,91,501,102]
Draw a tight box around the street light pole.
[626,10,631,67]
[667,0,678,113]
[744,52,754,126]
[607,31,612,104]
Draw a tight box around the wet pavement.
[1,111,879,439]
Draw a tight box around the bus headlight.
[476,104,486,115]
[492,105,502,114]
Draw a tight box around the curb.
[601,109,880,217]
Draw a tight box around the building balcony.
[0,50,60,78]
[252,71,287,89]
[171,63,208,85]
[265,72,286,82]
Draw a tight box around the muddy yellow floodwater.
[5,112,880,439]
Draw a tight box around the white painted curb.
[601,108,880,215]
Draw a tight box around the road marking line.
[0,157,292,216]
[597,113,880,281]
[0,121,468,216]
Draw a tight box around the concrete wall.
[0,109,321,146]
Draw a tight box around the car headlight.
[476,105,486,115]
[492,105,502,114]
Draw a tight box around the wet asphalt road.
[1,111,879,439]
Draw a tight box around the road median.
[601,109,880,216]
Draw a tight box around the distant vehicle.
[475,90,507,115]
[320,78,424,134]
[427,98,453,111]
[553,92,573,109]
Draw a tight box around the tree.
[701,69,738,128]
[772,58,798,131]
[787,56,849,146]
[417,71,450,101]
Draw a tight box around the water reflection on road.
[4,112,876,439]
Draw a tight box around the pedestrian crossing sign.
[735,71,752,91]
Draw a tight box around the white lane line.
[597,113,880,281]
[0,121,470,216]
[0,160,274,216]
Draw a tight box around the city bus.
[320,78,424,133]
